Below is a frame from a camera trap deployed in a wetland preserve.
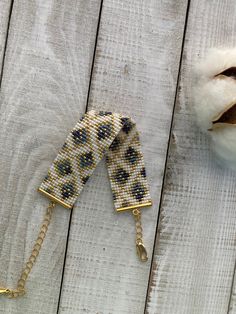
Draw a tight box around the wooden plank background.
[58,0,188,313]
[0,0,102,313]
[1,0,236,313]
[146,1,236,314]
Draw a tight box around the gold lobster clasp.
[0,288,10,295]
[136,241,148,262]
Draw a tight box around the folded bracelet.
[0,110,152,298]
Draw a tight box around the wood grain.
[58,0,189,313]
[0,0,12,76]
[0,0,101,312]
[146,1,236,313]
[229,270,236,313]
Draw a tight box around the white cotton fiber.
[192,48,236,171]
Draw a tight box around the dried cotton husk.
[193,48,236,170]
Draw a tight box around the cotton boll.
[193,48,236,171]
[195,48,236,80]
[193,78,236,131]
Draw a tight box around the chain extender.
[0,203,148,298]
[0,201,55,298]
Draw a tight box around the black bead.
[98,111,112,116]
[45,187,53,194]
[61,182,75,199]
[97,123,112,140]
[140,167,146,177]
[131,182,146,201]
[79,152,94,168]
[122,201,129,208]
[72,128,87,144]
[109,137,120,151]
[121,117,133,134]
[44,174,49,182]
[56,159,72,176]
[114,168,130,184]
[82,176,90,184]
[125,147,138,164]
[61,143,67,150]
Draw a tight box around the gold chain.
[0,202,147,298]
[132,208,148,262]
[0,201,55,298]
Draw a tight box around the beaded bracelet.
[0,110,152,298]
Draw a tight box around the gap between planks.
[0,0,194,313]
[0,0,103,313]
[57,0,192,313]
[144,0,191,312]
[0,0,14,87]
[56,1,104,312]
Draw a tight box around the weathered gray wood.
[146,1,236,313]
[0,0,12,76]
[229,270,236,313]
[0,0,101,312]
[58,0,189,313]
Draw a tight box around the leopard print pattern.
[39,110,152,210]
